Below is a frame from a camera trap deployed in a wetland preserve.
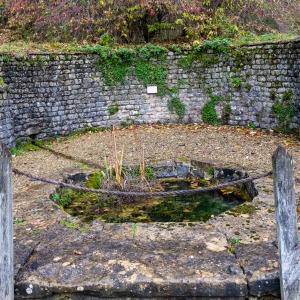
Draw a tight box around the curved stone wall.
[0,40,299,146]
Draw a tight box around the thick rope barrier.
[13,168,272,198]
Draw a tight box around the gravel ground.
[12,124,300,196]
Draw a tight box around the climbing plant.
[178,38,230,70]
[80,43,168,90]
[271,88,296,132]
[201,92,222,125]
[167,96,186,119]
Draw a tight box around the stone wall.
[0,40,299,146]
[0,80,14,146]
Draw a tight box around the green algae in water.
[59,179,246,223]
[145,193,239,222]
[63,192,244,223]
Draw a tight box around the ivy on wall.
[271,88,296,133]
[79,40,233,120]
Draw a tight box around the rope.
[12,168,273,198]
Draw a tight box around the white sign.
[147,85,158,94]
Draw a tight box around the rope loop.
[13,168,273,198]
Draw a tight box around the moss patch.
[226,204,258,216]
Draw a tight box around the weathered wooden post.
[273,145,300,300]
[0,144,14,299]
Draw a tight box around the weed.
[33,198,42,202]
[137,44,167,61]
[178,78,187,86]
[13,218,26,224]
[108,105,119,115]
[111,125,124,185]
[54,188,75,207]
[10,139,40,155]
[248,121,257,129]
[245,83,251,92]
[120,118,134,127]
[99,33,115,47]
[134,58,167,94]
[202,38,230,53]
[206,167,215,176]
[168,86,180,94]
[170,44,182,54]
[271,88,295,132]
[131,223,138,239]
[132,166,155,181]
[178,38,229,70]
[201,93,221,125]
[60,218,90,231]
[230,77,242,88]
[167,96,185,119]
[270,90,276,101]
[51,192,59,202]
[222,104,231,124]
[36,55,45,66]
[230,237,240,243]
[0,55,10,63]
[85,172,104,189]
[80,44,168,92]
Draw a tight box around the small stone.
[53,256,62,262]
[205,242,225,252]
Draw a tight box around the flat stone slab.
[14,222,247,299]
[235,243,280,297]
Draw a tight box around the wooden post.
[0,144,14,300]
[272,145,300,300]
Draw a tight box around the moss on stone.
[226,204,258,216]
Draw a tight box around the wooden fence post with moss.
[0,144,14,300]
[272,146,300,300]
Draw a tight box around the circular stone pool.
[51,160,258,223]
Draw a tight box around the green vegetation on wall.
[230,77,242,88]
[80,43,168,89]
[221,104,232,124]
[80,40,235,120]
[178,38,230,70]
[134,58,167,95]
[0,55,9,63]
[271,88,296,132]
[201,92,222,125]
[167,96,186,119]
[0,76,5,86]
[108,105,119,116]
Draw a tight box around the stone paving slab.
[14,222,248,299]
[235,243,280,297]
